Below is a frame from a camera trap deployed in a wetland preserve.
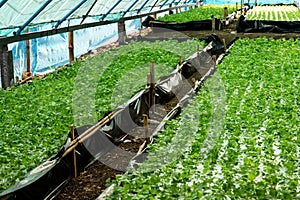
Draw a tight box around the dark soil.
[55,162,121,200]
[54,62,201,200]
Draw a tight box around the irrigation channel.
[1,3,300,200]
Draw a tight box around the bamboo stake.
[222,38,227,52]
[26,29,30,72]
[137,140,147,155]
[212,17,215,32]
[70,124,77,178]
[179,55,182,65]
[212,55,217,64]
[150,61,155,113]
[143,114,148,138]
[62,109,123,158]
[224,7,228,19]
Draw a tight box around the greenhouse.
[0,0,299,199]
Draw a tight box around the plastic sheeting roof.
[0,0,193,37]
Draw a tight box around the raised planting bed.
[142,5,236,31]
[246,5,300,21]
[105,38,300,199]
[158,5,236,22]
[0,40,204,193]
[237,5,300,33]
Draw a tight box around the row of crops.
[106,38,300,199]
[246,5,300,21]
[157,5,236,22]
[0,40,204,192]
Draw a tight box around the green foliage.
[158,5,236,22]
[246,5,300,21]
[108,38,300,199]
[0,39,205,192]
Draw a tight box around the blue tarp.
[3,18,141,83]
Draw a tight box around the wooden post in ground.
[222,39,227,52]
[26,29,31,72]
[153,13,157,19]
[212,55,217,65]
[68,31,74,64]
[140,17,143,29]
[143,114,148,138]
[212,16,215,32]
[70,125,77,178]
[0,44,12,89]
[149,61,155,113]
[179,55,182,65]
[8,50,13,85]
[117,20,126,45]
[224,7,228,19]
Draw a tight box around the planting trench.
[0,39,218,200]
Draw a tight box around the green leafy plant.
[108,38,300,199]
[0,39,204,192]
[246,5,300,21]
[158,5,236,22]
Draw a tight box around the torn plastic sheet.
[0,42,216,200]
[236,15,300,33]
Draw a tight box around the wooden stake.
[143,114,148,139]
[224,7,228,19]
[70,124,77,178]
[179,55,182,65]
[212,17,215,32]
[222,38,227,52]
[147,73,150,87]
[150,61,155,113]
[26,29,31,72]
[117,20,126,45]
[8,50,14,85]
[212,55,217,64]
[68,31,74,64]
[137,140,147,155]
[0,44,10,89]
